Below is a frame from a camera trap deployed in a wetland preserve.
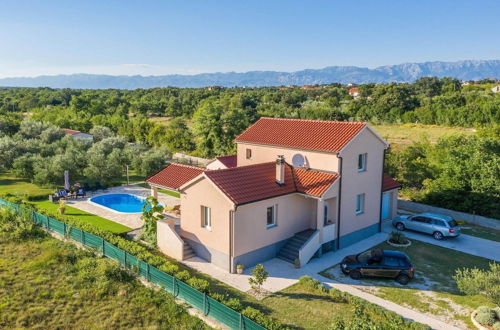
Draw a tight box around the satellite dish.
[292,153,305,167]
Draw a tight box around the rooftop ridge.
[255,117,367,125]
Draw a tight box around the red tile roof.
[63,128,82,135]
[382,174,401,191]
[215,155,237,168]
[235,117,366,153]
[146,163,205,190]
[348,87,359,94]
[205,162,339,205]
[294,168,339,197]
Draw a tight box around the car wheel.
[396,222,405,231]
[396,274,410,285]
[433,231,443,240]
[349,270,362,280]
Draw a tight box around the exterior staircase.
[182,242,196,260]
[277,229,316,264]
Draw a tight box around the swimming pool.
[90,194,155,213]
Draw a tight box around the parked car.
[341,249,414,285]
[392,212,460,240]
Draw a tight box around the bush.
[186,278,210,294]
[174,270,190,282]
[224,298,243,312]
[241,307,285,330]
[299,276,327,293]
[494,321,500,330]
[389,230,409,244]
[476,309,497,326]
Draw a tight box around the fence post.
[173,277,178,297]
[240,313,244,330]
[63,222,67,237]
[124,251,127,267]
[46,215,50,230]
[81,230,85,245]
[102,239,105,256]
[203,293,207,315]
[147,263,151,281]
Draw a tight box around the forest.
[0,77,498,217]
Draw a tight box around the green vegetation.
[140,196,164,245]
[0,171,54,199]
[386,128,499,218]
[0,121,168,187]
[320,240,496,328]
[0,212,208,329]
[460,223,500,242]
[454,262,500,306]
[30,200,131,234]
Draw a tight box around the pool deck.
[67,185,180,229]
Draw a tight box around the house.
[206,155,237,170]
[147,118,400,273]
[62,129,93,140]
[348,87,360,99]
[491,85,500,93]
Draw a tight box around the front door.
[381,192,391,220]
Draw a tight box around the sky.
[0,0,499,78]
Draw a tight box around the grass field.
[320,240,495,328]
[371,123,475,149]
[0,234,208,329]
[0,172,54,198]
[30,200,131,234]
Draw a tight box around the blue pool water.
[90,194,153,213]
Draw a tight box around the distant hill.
[0,60,499,89]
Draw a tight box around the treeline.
[0,77,498,157]
[0,121,170,189]
[385,127,500,219]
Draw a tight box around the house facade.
[147,118,400,273]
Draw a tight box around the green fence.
[0,198,264,330]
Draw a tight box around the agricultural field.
[372,123,476,149]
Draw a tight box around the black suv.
[340,249,414,285]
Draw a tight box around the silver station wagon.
[392,212,461,240]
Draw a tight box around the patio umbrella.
[64,170,70,190]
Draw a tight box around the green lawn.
[0,235,208,329]
[137,183,181,198]
[320,240,495,328]
[30,201,131,234]
[0,172,54,199]
[460,223,500,242]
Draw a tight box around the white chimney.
[276,155,285,185]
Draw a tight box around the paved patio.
[67,185,180,229]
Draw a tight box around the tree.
[140,197,164,246]
[454,263,500,306]
[89,125,114,142]
[248,264,268,293]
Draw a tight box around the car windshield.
[448,219,458,227]
[356,251,372,263]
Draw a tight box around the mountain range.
[0,60,499,89]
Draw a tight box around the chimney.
[276,155,285,185]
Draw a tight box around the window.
[246,148,252,159]
[323,204,329,226]
[358,153,367,172]
[412,216,431,224]
[383,257,400,267]
[201,206,211,229]
[266,205,277,228]
[356,194,365,215]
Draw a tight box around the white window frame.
[358,153,367,172]
[266,205,277,228]
[201,206,211,230]
[356,194,365,215]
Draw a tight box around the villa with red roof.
[147,118,400,273]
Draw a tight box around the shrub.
[241,307,285,330]
[476,309,497,326]
[299,275,327,293]
[493,321,500,330]
[224,298,243,312]
[174,270,190,282]
[454,263,500,306]
[389,230,409,244]
[158,262,179,275]
[186,278,210,294]
[248,264,268,293]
